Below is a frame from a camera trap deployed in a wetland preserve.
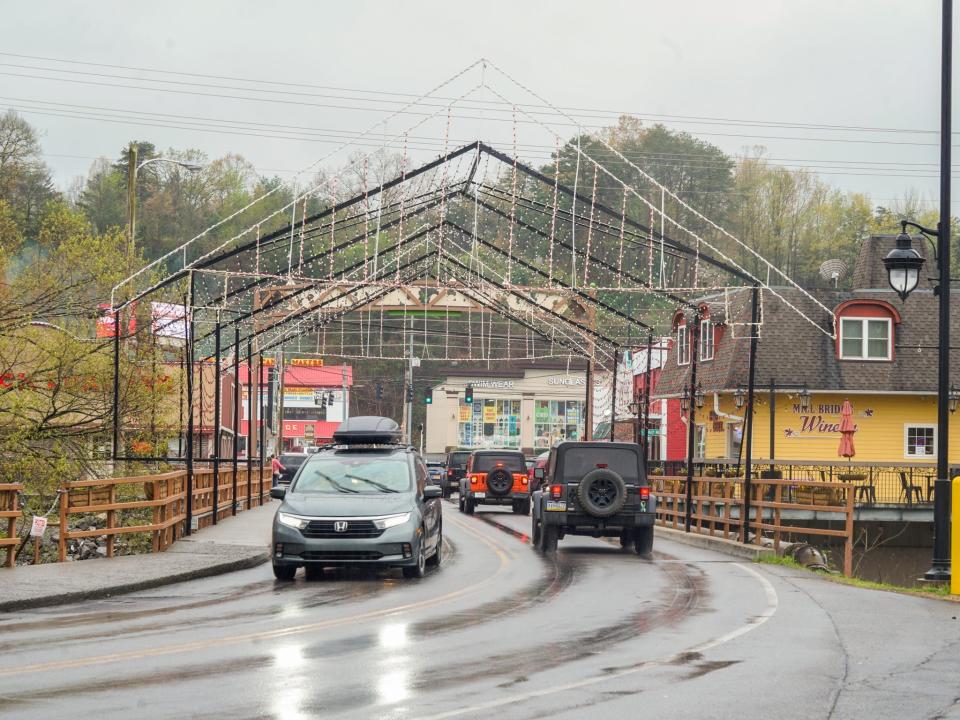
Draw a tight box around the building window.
[905,425,936,458]
[677,324,690,365]
[839,318,891,361]
[699,319,714,361]
[534,400,584,449]
[458,399,521,449]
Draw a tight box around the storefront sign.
[469,379,516,389]
[548,377,585,386]
[483,405,497,422]
[284,387,319,407]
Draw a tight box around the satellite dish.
[818,259,848,287]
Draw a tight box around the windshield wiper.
[308,472,358,494]
[344,474,400,493]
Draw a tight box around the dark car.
[443,449,471,498]
[277,452,308,485]
[270,416,443,580]
[458,449,530,515]
[531,441,655,556]
[426,461,445,487]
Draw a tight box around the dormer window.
[677,324,690,365]
[839,317,891,360]
[834,299,899,362]
[699,319,714,361]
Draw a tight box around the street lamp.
[882,224,926,301]
[126,143,204,256]
[950,386,960,414]
[798,387,812,414]
[734,386,746,410]
[627,399,640,415]
[694,382,705,410]
[877,0,952,584]
[679,388,689,412]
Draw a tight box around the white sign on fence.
[29,516,47,537]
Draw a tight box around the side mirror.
[269,486,286,500]
[423,485,442,500]
[534,468,545,480]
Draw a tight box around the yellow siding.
[699,392,955,464]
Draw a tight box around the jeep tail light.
[521,477,528,486]
[596,463,608,468]
[640,486,650,500]
[447,469,453,477]
[550,484,562,499]
[470,475,478,484]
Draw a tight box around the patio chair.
[898,471,923,505]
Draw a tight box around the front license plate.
[545,500,566,511]
[473,492,486,499]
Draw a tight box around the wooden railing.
[55,465,271,562]
[653,475,855,576]
[1,483,22,568]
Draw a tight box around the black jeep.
[530,441,655,555]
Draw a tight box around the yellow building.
[654,235,960,477]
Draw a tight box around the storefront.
[425,365,590,455]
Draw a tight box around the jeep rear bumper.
[467,491,529,505]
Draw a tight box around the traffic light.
[464,384,474,404]
[375,382,383,400]
[424,389,433,405]
[327,392,334,406]
[406,384,414,402]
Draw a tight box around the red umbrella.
[838,399,856,459]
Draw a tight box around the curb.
[0,551,269,613]
[656,524,776,561]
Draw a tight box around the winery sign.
[784,402,868,439]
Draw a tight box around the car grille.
[301,550,384,561]
[301,520,384,539]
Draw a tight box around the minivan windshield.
[294,456,411,494]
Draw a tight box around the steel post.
[232,328,240,516]
[928,0,953,583]
[112,309,121,460]
[743,286,760,544]
[212,320,221,524]
[246,338,253,510]
[610,347,618,442]
[185,272,195,536]
[685,311,701,532]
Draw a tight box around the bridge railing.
[649,459,946,507]
[1,483,22,568]
[653,475,854,576]
[54,464,271,562]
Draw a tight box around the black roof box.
[333,416,403,445]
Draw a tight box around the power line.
[0,50,950,137]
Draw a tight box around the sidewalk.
[0,501,277,613]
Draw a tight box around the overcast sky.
[2,0,951,209]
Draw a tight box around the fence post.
[844,481,854,577]
[58,483,68,562]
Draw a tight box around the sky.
[2,0,952,210]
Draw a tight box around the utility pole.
[342,364,349,421]
[126,142,137,257]
[276,351,285,454]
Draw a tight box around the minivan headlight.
[277,512,309,530]
[373,512,411,530]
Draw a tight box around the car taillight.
[640,486,650,500]
[550,484,562,499]
[447,469,453,477]
[470,476,478,484]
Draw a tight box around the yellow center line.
[0,513,512,678]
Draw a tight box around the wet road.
[2,502,959,720]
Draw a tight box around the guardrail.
[653,475,854,576]
[56,464,270,562]
[1,483,22,568]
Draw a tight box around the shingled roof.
[654,234,958,397]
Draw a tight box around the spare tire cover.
[486,468,512,496]
[576,469,627,518]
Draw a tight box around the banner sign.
[151,302,187,339]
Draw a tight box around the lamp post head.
[950,386,960,414]
[883,228,925,301]
[679,388,689,412]
[798,387,812,414]
[733,386,746,409]
[627,400,639,415]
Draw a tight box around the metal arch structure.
[106,60,837,533]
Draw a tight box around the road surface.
[1,501,958,719]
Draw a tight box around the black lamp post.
[880,0,951,583]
